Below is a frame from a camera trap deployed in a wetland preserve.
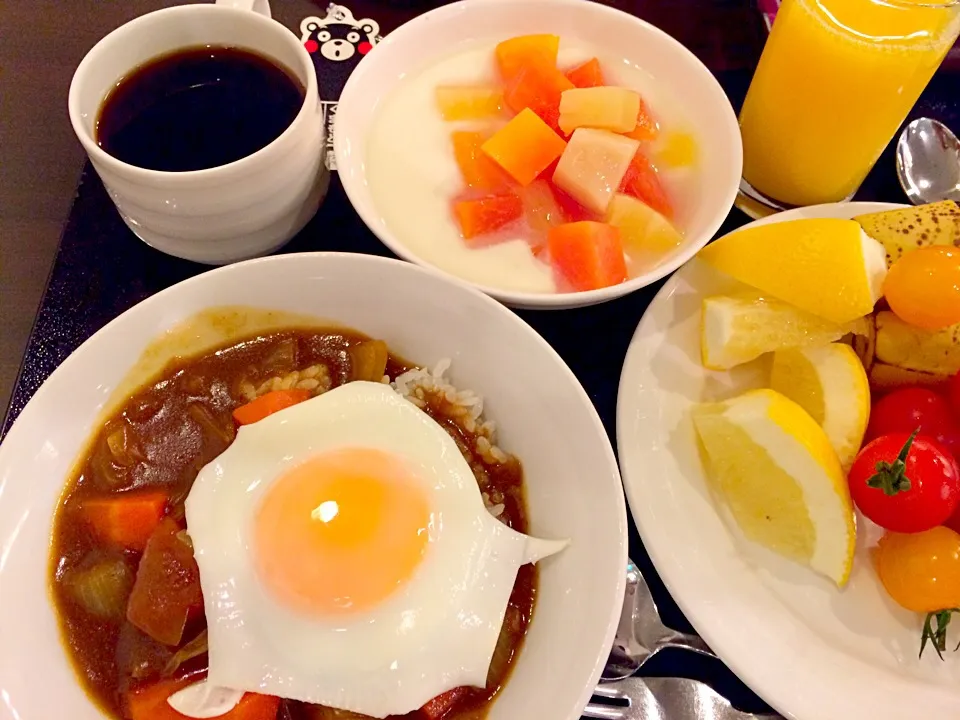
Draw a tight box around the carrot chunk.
[232,389,311,426]
[127,678,281,720]
[81,491,168,552]
[454,194,523,240]
[495,34,560,80]
[548,221,627,291]
[420,687,471,720]
[126,517,203,646]
[564,58,605,88]
[481,109,567,187]
[623,98,660,142]
[502,57,574,134]
[451,131,512,191]
[620,150,673,218]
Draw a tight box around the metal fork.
[603,560,715,681]
[582,676,779,719]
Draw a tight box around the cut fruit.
[552,128,639,215]
[699,292,871,370]
[435,85,502,121]
[769,344,870,471]
[605,193,681,271]
[548,221,627,291]
[453,194,523,240]
[451,131,512,191]
[697,218,887,325]
[620,150,673,219]
[855,200,960,266]
[692,388,856,587]
[558,87,641,136]
[520,180,565,245]
[495,34,560,80]
[503,57,575,133]
[655,130,698,169]
[564,58,605,88]
[622,98,659,141]
[874,310,960,376]
[481,109,566,187]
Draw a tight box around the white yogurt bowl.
[0,253,627,720]
[335,0,742,309]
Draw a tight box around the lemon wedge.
[692,388,856,586]
[697,218,887,324]
[701,292,870,370]
[769,344,870,471]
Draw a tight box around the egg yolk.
[253,447,431,616]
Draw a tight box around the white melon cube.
[552,129,640,215]
[558,87,641,136]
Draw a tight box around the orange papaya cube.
[454,194,523,241]
[552,128,639,215]
[623,98,660,141]
[481,109,567,187]
[520,180,565,239]
[503,58,574,133]
[435,85,503,121]
[620,149,673,218]
[558,87,641,136]
[451,131,512,191]
[564,58,605,88]
[548,221,627,291]
[495,34,560,80]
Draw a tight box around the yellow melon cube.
[435,85,503,121]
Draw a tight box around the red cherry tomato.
[848,431,960,533]
[949,372,960,418]
[866,388,960,460]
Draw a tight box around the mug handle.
[215,0,271,19]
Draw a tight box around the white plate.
[617,202,960,720]
[0,252,626,720]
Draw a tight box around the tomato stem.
[867,429,919,496]
[920,608,960,660]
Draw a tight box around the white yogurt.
[366,39,699,294]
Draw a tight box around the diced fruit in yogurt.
[482,109,567,186]
[605,194,682,270]
[553,128,639,215]
[521,180,565,238]
[453,194,523,240]
[495,34,560,80]
[558,87,641,136]
[548,221,627,291]
[655,130,699,168]
[503,58,575,134]
[620,150,673,219]
[435,85,503,121]
[623,98,659,142]
[564,58,605,88]
[451,131,512,191]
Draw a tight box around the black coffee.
[96,46,305,172]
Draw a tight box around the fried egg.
[183,380,567,718]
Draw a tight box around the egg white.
[184,380,567,718]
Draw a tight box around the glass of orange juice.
[738,0,960,215]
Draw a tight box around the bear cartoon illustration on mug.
[300,4,383,170]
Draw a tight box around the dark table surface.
[2,0,959,717]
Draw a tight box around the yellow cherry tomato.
[876,526,960,613]
[884,246,960,330]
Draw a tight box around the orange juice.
[740,0,960,208]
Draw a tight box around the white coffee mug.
[68,0,327,265]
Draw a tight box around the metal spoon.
[896,117,960,204]
[582,676,779,720]
[602,560,715,681]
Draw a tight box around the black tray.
[4,1,959,716]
